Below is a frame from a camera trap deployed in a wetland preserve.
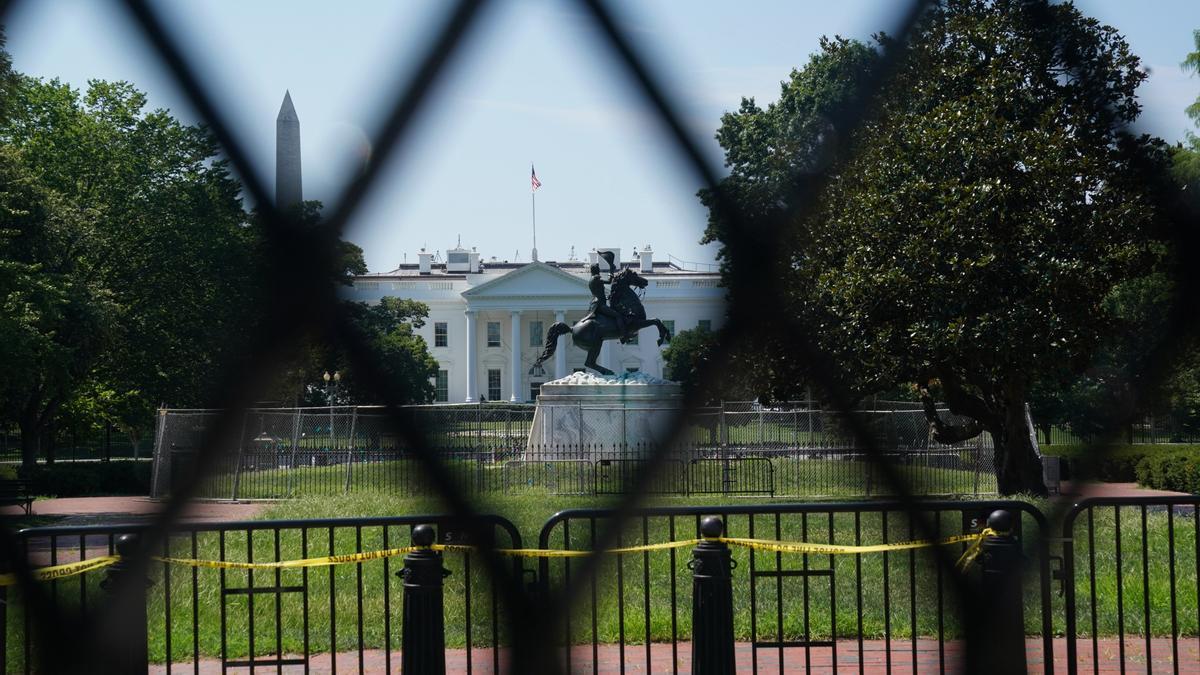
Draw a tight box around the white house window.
[434,370,448,402]
[625,367,639,373]
[434,322,447,347]
[529,381,542,401]
[487,321,501,347]
[698,319,712,332]
[487,369,502,401]
[529,320,543,347]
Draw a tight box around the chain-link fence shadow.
[1,0,1198,672]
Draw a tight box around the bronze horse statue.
[534,267,671,376]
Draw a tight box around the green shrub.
[1042,444,1200,483]
[16,461,151,497]
[1135,450,1200,494]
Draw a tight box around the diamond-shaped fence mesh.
[2,0,1199,672]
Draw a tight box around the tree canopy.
[0,76,259,458]
[701,0,1171,494]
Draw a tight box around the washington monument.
[276,90,302,208]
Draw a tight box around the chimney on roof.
[418,248,433,275]
[639,244,653,273]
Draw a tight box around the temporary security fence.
[1,513,525,673]
[151,405,997,499]
[152,443,997,500]
[4,496,1195,673]
[536,500,1053,674]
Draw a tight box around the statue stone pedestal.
[526,372,683,458]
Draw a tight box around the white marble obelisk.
[276,91,302,209]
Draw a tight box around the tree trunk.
[1039,424,1052,446]
[988,388,1047,496]
[919,388,984,444]
[17,415,38,471]
[44,424,55,465]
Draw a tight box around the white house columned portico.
[345,246,725,403]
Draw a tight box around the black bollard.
[690,516,735,675]
[971,509,1027,674]
[400,524,448,674]
[99,533,150,674]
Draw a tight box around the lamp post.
[323,371,340,454]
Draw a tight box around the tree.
[338,298,440,405]
[1,77,259,453]
[0,145,110,466]
[662,327,720,402]
[1176,31,1200,196]
[703,0,1167,494]
[661,326,763,403]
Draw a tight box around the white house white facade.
[342,245,725,403]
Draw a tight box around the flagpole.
[531,163,539,262]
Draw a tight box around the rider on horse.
[583,251,627,340]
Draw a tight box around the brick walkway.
[0,496,264,523]
[1058,481,1192,499]
[149,637,1200,673]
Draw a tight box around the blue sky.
[6,0,1200,272]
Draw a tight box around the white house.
[343,244,726,403]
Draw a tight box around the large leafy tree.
[1176,30,1200,191]
[1,77,259,453]
[0,145,110,466]
[303,297,439,406]
[703,0,1167,494]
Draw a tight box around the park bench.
[0,480,35,515]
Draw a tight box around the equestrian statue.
[534,251,672,376]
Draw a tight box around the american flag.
[531,164,542,192]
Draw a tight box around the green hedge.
[16,461,152,497]
[1042,445,1149,482]
[1041,444,1200,483]
[1135,450,1200,494]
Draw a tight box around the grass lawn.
[8,492,1196,667]
[204,456,997,500]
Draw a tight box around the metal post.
[344,406,358,494]
[400,524,448,673]
[287,408,301,495]
[719,402,727,447]
[966,510,1026,674]
[230,412,248,500]
[100,534,150,673]
[757,406,763,446]
[690,516,735,675]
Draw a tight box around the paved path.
[0,496,264,524]
[148,638,1200,673]
[1059,481,1193,499]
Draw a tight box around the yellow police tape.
[0,529,999,586]
[0,555,120,587]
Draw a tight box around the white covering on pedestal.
[525,372,683,458]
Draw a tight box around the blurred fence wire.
[1,0,1197,671]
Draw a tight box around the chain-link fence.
[4,0,1198,671]
[1042,412,1200,445]
[153,404,996,499]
